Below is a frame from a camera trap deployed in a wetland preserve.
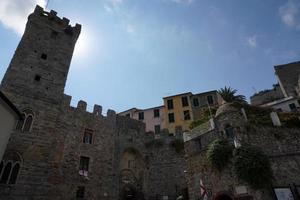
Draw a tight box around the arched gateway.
[120,148,145,200]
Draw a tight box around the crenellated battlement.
[31,5,81,38]
[62,94,116,118]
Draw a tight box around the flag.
[200,179,208,200]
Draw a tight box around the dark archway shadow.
[120,184,145,200]
[215,194,233,200]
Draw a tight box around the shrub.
[206,139,234,172]
[233,145,273,189]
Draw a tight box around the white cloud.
[246,36,257,48]
[110,0,123,8]
[0,0,46,35]
[104,0,123,14]
[279,0,300,29]
[165,0,194,4]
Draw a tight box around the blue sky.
[0,0,300,113]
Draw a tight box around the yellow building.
[163,92,193,134]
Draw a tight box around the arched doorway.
[215,194,233,200]
[119,148,145,200]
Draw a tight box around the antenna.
[45,0,50,9]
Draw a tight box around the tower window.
[76,186,85,198]
[79,156,90,171]
[41,53,47,60]
[83,129,93,144]
[0,162,12,184]
[51,30,58,39]
[34,75,41,82]
[16,109,34,132]
[23,115,33,132]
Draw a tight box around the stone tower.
[0,5,81,199]
[1,5,81,103]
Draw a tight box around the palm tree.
[217,86,247,103]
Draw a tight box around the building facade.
[118,106,165,134]
[163,92,193,134]
[250,61,300,112]
[275,61,300,98]
[0,6,187,200]
[190,90,222,121]
[250,84,284,106]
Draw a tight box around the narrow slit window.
[41,53,47,60]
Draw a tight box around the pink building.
[118,106,165,133]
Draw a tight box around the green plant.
[170,139,184,153]
[217,86,247,103]
[206,139,234,172]
[232,102,273,126]
[233,145,273,189]
[189,107,217,129]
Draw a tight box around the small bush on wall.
[206,139,234,172]
[233,145,273,189]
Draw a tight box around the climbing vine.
[206,139,234,172]
[233,145,273,189]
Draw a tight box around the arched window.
[16,113,25,130]
[0,162,12,184]
[23,115,33,132]
[9,163,20,184]
[225,125,234,140]
[15,109,34,132]
[0,152,22,185]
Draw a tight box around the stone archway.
[119,148,145,200]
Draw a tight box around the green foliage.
[145,139,164,148]
[189,107,217,129]
[170,139,184,153]
[232,102,300,127]
[278,112,300,128]
[233,145,273,189]
[217,86,247,103]
[232,102,273,126]
[206,139,234,172]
